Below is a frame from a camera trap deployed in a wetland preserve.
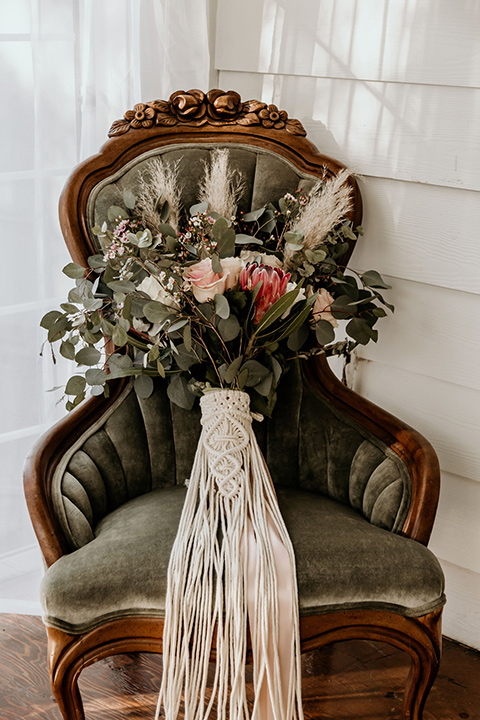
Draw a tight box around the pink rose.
[185,258,229,302]
[240,263,290,323]
[312,288,338,327]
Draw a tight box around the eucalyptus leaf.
[183,324,192,352]
[287,323,309,351]
[144,301,173,323]
[235,234,263,245]
[83,298,103,312]
[85,368,107,386]
[60,341,76,360]
[107,205,128,222]
[237,368,249,389]
[346,317,372,345]
[214,294,230,320]
[48,316,69,341]
[225,355,244,384]
[63,263,85,279]
[167,374,196,410]
[211,254,223,274]
[361,270,391,290]
[112,324,128,347]
[315,319,336,345]
[123,188,136,209]
[190,201,209,216]
[331,295,355,320]
[75,346,101,366]
[108,353,133,370]
[242,207,265,222]
[60,303,79,315]
[241,359,270,387]
[88,254,106,269]
[253,372,273,397]
[134,374,154,399]
[107,280,136,293]
[218,314,240,341]
[40,310,64,330]
[65,375,86,396]
[168,318,189,333]
[90,385,105,397]
[157,223,177,238]
[269,356,282,384]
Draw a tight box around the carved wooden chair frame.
[24,89,442,720]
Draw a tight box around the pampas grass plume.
[198,148,245,219]
[286,168,353,265]
[137,158,182,232]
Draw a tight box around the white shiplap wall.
[215,0,480,649]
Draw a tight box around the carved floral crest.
[108,89,306,138]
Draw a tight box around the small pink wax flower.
[240,263,291,323]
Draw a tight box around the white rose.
[137,276,179,309]
[219,256,244,290]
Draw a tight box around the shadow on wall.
[218,0,480,191]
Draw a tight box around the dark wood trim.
[47,608,441,720]
[302,354,441,545]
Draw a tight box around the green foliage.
[41,180,393,414]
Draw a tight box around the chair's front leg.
[402,610,442,720]
[48,627,86,720]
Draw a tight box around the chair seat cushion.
[41,486,445,634]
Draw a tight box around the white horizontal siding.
[439,559,480,649]
[430,473,480,576]
[353,361,480,486]
[355,277,480,392]
[216,0,480,88]
[215,0,480,650]
[219,70,480,192]
[352,178,480,295]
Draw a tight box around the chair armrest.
[23,378,129,567]
[302,354,440,545]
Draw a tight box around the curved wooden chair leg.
[48,627,86,720]
[401,611,442,720]
[300,608,442,720]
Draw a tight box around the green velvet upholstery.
[51,362,411,552]
[41,486,445,634]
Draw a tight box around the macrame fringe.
[156,389,303,720]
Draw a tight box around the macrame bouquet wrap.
[156,389,303,720]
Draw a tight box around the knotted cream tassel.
[156,389,303,720]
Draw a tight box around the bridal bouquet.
[41,149,392,416]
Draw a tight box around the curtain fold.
[0,0,212,611]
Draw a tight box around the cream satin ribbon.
[244,514,294,720]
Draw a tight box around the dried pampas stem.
[286,168,353,265]
[198,148,245,219]
[137,158,182,232]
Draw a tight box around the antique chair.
[24,89,445,720]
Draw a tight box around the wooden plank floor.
[0,614,478,719]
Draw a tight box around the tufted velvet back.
[52,143,410,550]
[52,364,411,550]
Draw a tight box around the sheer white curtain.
[0,0,211,613]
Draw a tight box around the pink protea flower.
[240,263,291,323]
